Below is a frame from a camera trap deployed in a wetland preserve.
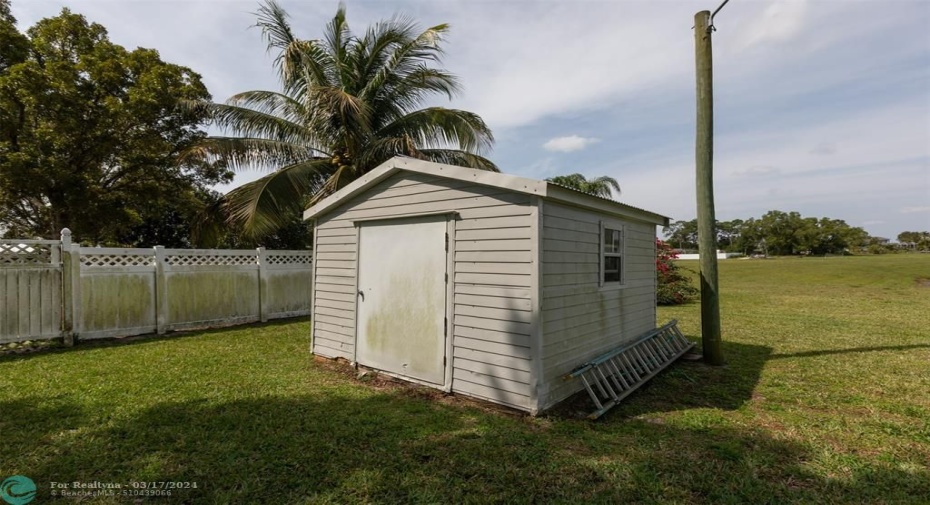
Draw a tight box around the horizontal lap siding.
[451,196,534,410]
[312,208,358,360]
[311,172,535,410]
[539,202,658,411]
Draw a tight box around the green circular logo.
[0,476,36,505]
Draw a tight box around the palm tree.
[186,1,497,239]
[546,173,621,199]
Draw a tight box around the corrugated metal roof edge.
[544,182,671,226]
[304,157,670,226]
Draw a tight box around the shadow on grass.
[0,317,310,363]
[768,343,930,360]
[5,391,927,504]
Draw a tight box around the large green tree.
[0,3,229,245]
[545,173,621,199]
[187,1,496,239]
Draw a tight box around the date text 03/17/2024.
[48,481,198,498]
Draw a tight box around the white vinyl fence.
[0,240,63,341]
[1,229,312,344]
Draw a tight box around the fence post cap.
[60,228,72,248]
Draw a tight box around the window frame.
[599,220,626,289]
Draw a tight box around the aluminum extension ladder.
[565,320,694,419]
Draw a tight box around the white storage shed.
[303,157,670,414]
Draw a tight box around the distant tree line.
[896,231,930,251]
[660,210,921,256]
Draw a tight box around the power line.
[709,0,732,31]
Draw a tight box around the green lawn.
[2,255,929,504]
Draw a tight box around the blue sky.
[11,0,930,239]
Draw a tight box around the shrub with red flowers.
[656,239,699,305]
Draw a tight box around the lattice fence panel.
[265,253,313,266]
[165,253,257,267]
[0,242,54,266]
[81,253,153,268]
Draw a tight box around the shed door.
[356,216,447,385]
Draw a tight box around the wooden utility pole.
[694,9,724,365]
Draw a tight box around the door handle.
[358,290,365,301]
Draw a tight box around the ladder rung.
[580,375,604,410]
[595,367,618,400]
[633,347,652,373]
[619,353,640,381]
[606,360,630,390]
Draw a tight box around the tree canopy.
[546,173,621,199]
[0,2,229,245]
[664,211,871,256]
[188,0,496,241]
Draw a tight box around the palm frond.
[367,67,461,128]
[307,164,357,207]
[392,66,460,101]
[419,149,499,172]
[204,102,315,146]
[309,86,372,148]
[255,0,295,51]
[226,90,307,124]
[179,137,321,172]
[224,159,333,238]
[377,107,493,154]
[283,38,335,93]
[255,1,334,91]
[591,175,622,197]
[360,22,452,103]
[547,173,587,187]
[354,15,417,91]
[547,173,620,199]
[355,136,409,168]
[324,4,352,86]
[189,197,227,248]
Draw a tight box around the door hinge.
[444,356,447,366]
[444,232,449,251]
[444,317,448,334]
[444,272,448,283]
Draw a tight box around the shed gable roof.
[303,157,669,226]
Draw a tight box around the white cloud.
[736,0,809,49]
[809,142,837,156]
[732,166,781,177]
[901,207,930,214]
[542,135,599,153]
[439,2,693,129]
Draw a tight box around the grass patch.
[2,255,929,503]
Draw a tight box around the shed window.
[601,225,624,285]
